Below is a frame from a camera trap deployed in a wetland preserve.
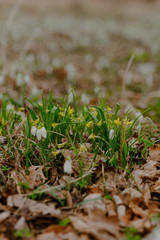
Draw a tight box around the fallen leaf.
[7,194,61,218]
[14,216,28,230]
[36,232,60,240]
[149,145,160,162]
[0,212,10,223]
[113,195,126,227]
[70,211,120,240]
[25,166,47,189]
[78,193,106,214]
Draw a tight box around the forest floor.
[0,0,160,239]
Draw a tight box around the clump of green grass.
[0,91,155,183]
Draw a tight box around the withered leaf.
[25,166,47,189]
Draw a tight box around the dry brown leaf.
[70,212,120,240]
[0,169,6,184]
[7,195,28,208]
[66,190,73,208]
[25,166,47,189]
[28,202,61,216]
[131,168,144,190]
[105,200,117,217]
[0,234,9,240]
[143,184,151,206]
[113,195,126,227]
[44,225,72,234]
[37,225,81,240]
[0,212,10,223]
[104,168,127,194]
[9,171,24,194]
[122,188,142,202]
[36,232,61,240]
[7,194,61,218]
[14,216,28,230]
[36,227,89,240]
[49,166,57,185]
[149,145,160,162]
[130,218,152,233]
[78,193,106,214]
[88,184,104,194]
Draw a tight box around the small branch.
[23,166,95,197]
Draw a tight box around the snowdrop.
[31,126,47,141]
[41,127,47,138]
[31,126,37,136]
[109,129,114,140]
[6,104,14,112]
[64,156,72,174]
[65,63,77,80]
[24,74,31,85]
[36,129,42,141]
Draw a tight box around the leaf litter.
[0,1,160,240]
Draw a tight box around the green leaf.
[59,217,71,226]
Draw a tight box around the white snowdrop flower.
[6,104,14,111]
[31,86,40,96]
[65,63,77,80]
[109,129,114,140]
[24,75,31,85]
[36,128,42,141]
[52,58,61,68]
[64,156,72,174]
[31,126,37,136]
[16,73,23,86]
[81,93,90,104]
[138,63,156,75]
[41,127,47,138]
[96,56,110,70]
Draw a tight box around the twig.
[23,165,95,197]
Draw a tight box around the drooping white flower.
[64,156,72,174]
[41,127,47,138]
[31,126,37,136]
[6,104,14,112]
[109,129,114,140]
[65,63,77,80]
[36,128,42,141]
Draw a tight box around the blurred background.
[0,0,160,121]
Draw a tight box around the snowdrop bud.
[41,127,47,138]
[64,156,72,174]
[36,128,42,141]
[109,129,114,140]
[31,126,37,136]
